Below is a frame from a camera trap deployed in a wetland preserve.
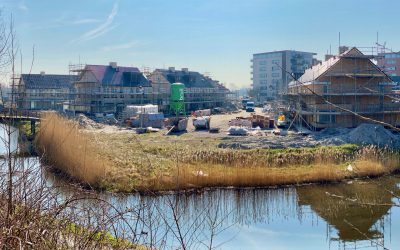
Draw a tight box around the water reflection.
[297,179,399,248]
[69,178,399,249]
[14,154,400,249]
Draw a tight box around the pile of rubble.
[77,114,104,129]
[318,124,400,148]
[219,123,400,149]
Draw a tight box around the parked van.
[246,102,255,112]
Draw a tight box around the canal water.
[2,124,400,249]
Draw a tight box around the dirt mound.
[77,114,104,129]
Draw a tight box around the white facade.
[251,50,316,101]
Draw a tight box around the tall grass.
[35,114,400,192]
[36,113,110,187]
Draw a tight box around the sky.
[1,0,400,90]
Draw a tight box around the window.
[387,66,396,71]
[318,114,336,124]
[259,73,267,78]
[259,61,267,65]
[385,54,400,59]
[272,60,280,64]
[259,66,267,71]
[260,80,267,85]
[272,66,279,71]
[272,73,280,77]
[387,60,396,64]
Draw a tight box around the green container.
[170,83,185,115]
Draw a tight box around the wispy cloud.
[71,2,119,44]
[101,41,138,52]
[18,0,28,11]
[32,16,101,30]
[72,18,101,25]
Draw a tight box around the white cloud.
[18,0,28,11]
[101,41,138,52]
[71,2,119,44]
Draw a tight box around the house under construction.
[287,47,400,130]
[69,62,152,115]
[148,67,230,112]
[15,72,77,111]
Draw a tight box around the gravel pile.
[315,124,400,148]
[340,124,400,148]
[219,123,400,149]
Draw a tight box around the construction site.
[10,43,400,152]
[286,46,400,131]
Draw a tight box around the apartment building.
[16,72,77,110]
[251,50,316,102]
[149,67,229,112]
[287,47,400,129]
[377,51,400,82]
[70,62,152,115]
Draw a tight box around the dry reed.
[36,114,400,192]
[36,113,110,187]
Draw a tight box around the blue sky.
[1,0,400,89]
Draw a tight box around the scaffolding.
[286,47,400,130]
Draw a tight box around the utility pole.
[139,86,144,128]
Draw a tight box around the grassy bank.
[0,199,143,249]
[36,114,400,193]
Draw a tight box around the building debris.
[77,114,104,129]
[193,116,211,130]
[228,126,249,136]
[165,117,188,133]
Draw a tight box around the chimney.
[168,67,175,72]
[109,62,117,68]
[182,68,189,73]
[40,71,45,76]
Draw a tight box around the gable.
[319,51,391,82]
[78,70,99,83]
[344,47,363,56]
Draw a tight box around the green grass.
[66,222,144,249]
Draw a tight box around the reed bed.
[36,113,110,187]
[36,114,400,192]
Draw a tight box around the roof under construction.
[291,47,391,86]
[155,68,217,88]
[21,74,78,89]
[77,64,151,87]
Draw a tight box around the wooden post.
[30,120,36,136]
